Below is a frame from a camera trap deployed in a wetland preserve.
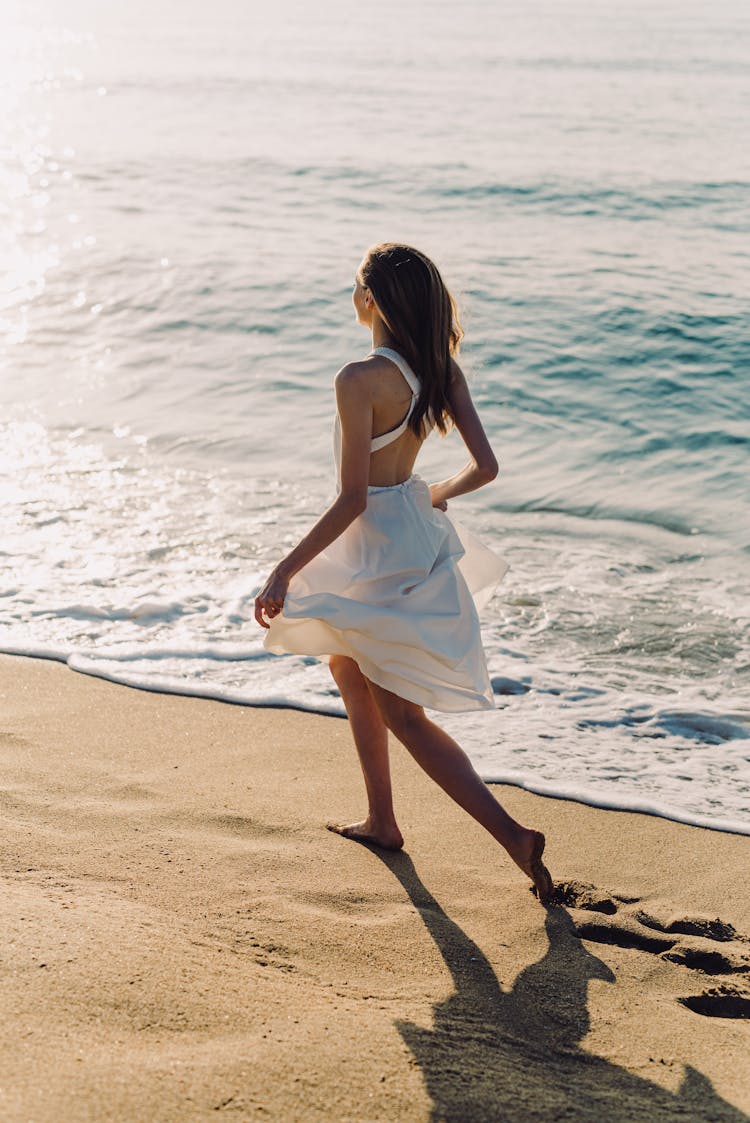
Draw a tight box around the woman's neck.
[370,319,399,351]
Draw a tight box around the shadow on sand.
[375,849,748,1123]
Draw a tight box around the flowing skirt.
[263,474,508,712]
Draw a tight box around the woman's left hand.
[254,568,289,629]
[429,483,448,511]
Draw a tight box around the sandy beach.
[1,652,748,1122]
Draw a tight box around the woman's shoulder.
[334,352,394,391]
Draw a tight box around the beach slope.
[1,654,748,1122]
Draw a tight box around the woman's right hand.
[254,567,290,629]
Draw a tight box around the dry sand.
[1,653,749,1122]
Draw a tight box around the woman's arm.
[255,364,372,628]
[429,359,499,508]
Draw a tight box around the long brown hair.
[357,243,463,436]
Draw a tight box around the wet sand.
[1,653,749,1121]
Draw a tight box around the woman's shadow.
[374,849,747,1123]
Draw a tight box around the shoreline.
[1,653,749,1121]
[2,646,748,838]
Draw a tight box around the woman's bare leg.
[327,655,403,849]
[364,677,553,902]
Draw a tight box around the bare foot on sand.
[509,828,554,906]
[326,818,404,851]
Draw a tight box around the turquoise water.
[1,0,749,831]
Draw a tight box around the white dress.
[263,347,508,712]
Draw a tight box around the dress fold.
[264,472,507,712]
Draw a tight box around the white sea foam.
[3,638,748,835]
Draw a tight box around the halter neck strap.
[370,347,421,396]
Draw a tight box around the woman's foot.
[326,817,404,851]
[509,827,554,906]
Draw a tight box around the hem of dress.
[264,627,495,714]
[359,658,496,713]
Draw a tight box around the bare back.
[336,347,497,502]
[366,351,426,487]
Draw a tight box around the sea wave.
[3,0,749,837]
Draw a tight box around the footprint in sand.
[550,880,750,1020]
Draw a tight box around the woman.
[255,243,553,905]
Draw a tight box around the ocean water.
[2,0,749,833]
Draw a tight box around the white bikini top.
[368,347,422,450]
[333,346,425,481]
